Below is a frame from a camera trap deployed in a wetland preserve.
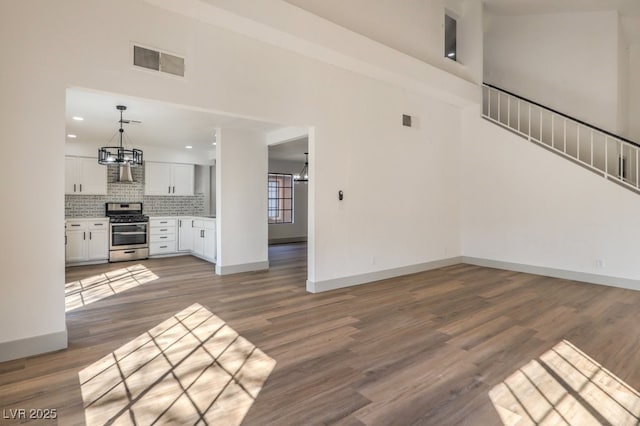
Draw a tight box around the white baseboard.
[306,257,463,293]
[462,256,640,292]
[0,329,68,363]
[215,260,269,275]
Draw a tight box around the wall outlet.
[596,259,605,268]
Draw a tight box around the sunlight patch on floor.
[65,264,158,312]
[78,303,276,425]
[490,340,640,425]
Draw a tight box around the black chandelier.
[97,105,143,166]
[294,152,309,182]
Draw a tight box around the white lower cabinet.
[88,222,109,260]
[147,216,216,263]
[191,219,216,262]
[65,219,109,264]
[203,220,216,261]
[149,218,177,256]
[178,218,193,252]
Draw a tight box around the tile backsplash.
[65,165,206,218]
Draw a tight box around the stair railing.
[482,83,640,191]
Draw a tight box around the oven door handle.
[113,231,148,235]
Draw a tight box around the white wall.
[484,11,621,134]
[629,44,640,141]
[1,0,471,359]
[216,129,268,273]
[461,107,640,285]
[194,165,211,216]
[617,16,630,136]
[281,0,483,84]
[268,159,308,243]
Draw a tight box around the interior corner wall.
[484,10,620,134]
[461,107,640,285]
[194,165,211,216]
[267,159,308,243]
[629,44,640,142]
[617,17,630,136]
[216,129,268,273]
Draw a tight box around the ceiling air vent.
[133,45,185,77]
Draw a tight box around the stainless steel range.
[105,202,149,262]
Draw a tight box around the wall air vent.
[402,114,412,127]
[133,45,185,77]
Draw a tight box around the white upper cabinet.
[145,162,194,196]
[145,162,173,195]
[65,157,107,195]
[172,164,195,196]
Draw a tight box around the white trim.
[462,257,640,292]
[306,257,463,293]
[0,329,68,363]
[215,260,269,275]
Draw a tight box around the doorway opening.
[267,137,309,276]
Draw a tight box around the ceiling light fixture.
[185,145,192,149]
[72,116,84,121]
[67,134,77,139]
[294,152,309,183]
[97,105,143,167]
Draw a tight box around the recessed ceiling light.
[67,134,77,138]
[212,142,217,146]
[185,145,192,149]
[72,116,84,121]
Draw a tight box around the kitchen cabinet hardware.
[160,246,167,249]
[83,232,86,240]
[71,224,81,227]
[160,236,167,239]
[79,184,82,192]
[160,228,167,231]
[74,184,76,192]
[124,250,135,254]
[89,232,92,239]
[339,190,344,201]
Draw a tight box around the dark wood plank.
[1,244,640,425]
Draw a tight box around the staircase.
[482,83,640,193]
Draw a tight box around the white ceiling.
[65,89,287,158]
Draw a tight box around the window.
[444,13,457,61]
[268,173,293,224]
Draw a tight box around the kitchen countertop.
[66,215,215,219]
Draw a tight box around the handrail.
[482,82,640,149]
[482,83,640,193]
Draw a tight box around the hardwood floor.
[2,244,640,425]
